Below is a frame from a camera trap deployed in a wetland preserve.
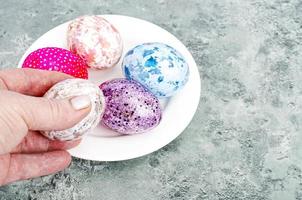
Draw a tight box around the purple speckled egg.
[100,79,162,134]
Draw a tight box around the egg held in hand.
[22,47,88,79]
[67,15,123,69]
[100,79,162,134]
[42,79,105,141]
[122,42,189,98]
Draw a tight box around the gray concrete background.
[0,0,302,199]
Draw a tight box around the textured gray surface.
[0,0,302,199]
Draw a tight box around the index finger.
[11,131,81,154]
[0,68,73,96]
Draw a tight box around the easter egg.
[67,15,123,69]
[122,42,189,98]
[22,47,88,79]
[100,79,162,134]
[42,79,106,141]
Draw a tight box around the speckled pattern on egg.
[122,42,189,98]
[22,47,88,79]
[100,79,162,134]
[42,79,106,141]
[67,15,123,69]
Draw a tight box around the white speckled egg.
[41,79,105,141]
[122,42,189,98]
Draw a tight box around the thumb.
[17,93,91,131]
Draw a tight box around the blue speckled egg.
[122,42,189,98]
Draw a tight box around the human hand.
[0,68,91,186]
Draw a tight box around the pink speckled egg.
[100,79,162,135]
[67,15,123,69]
[22,47,88,79]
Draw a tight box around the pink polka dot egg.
[22,47,88,79]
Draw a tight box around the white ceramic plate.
[18,15,201,161]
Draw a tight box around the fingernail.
[70,95,91,110]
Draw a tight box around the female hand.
[0,68,91,186]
